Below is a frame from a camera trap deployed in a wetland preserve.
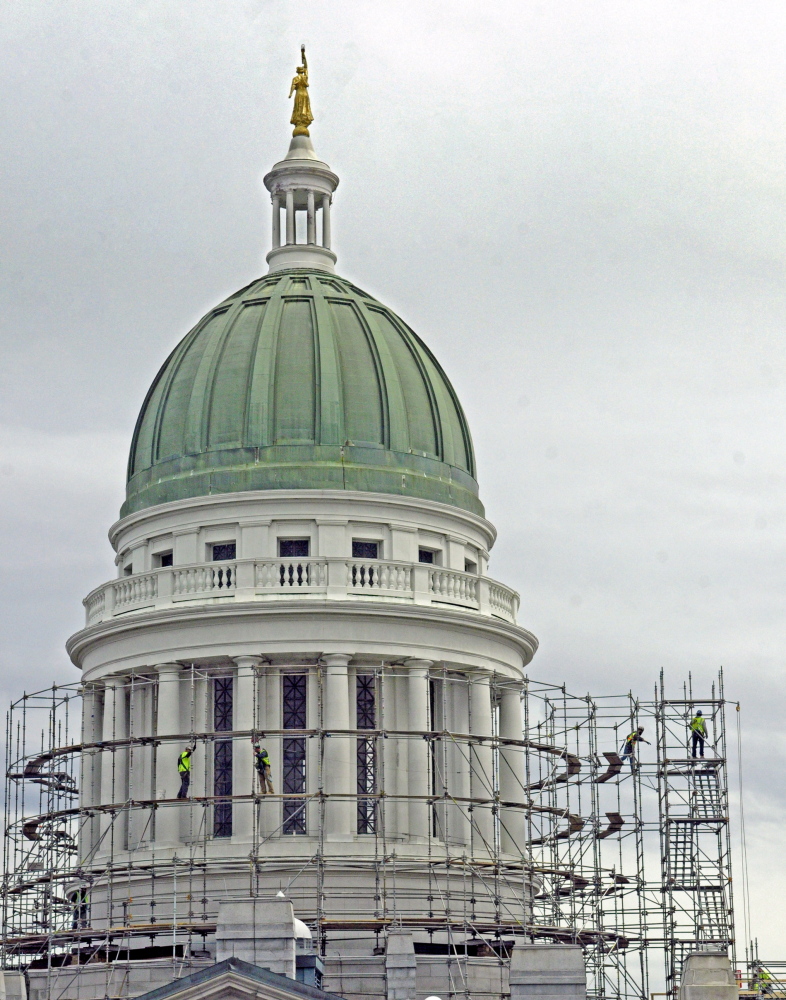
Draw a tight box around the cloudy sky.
[1,0,784,958]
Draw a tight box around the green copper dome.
[124,269,482,517]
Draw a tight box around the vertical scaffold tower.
[655,669,735,993]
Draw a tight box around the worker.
[689,710,708,758]
[70,887,89,929]
[253,741,274,795]
[177,744,195,799]
[621,726,650,771]
[756,967,773,997]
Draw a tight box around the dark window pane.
[213,677,233,732]
[283,738,307,835]
[418,549,434,564]
[212,543,236,561]
[282,674,307,730]
[160,552,173,567]
[213,677,234,837]
[352,541,378,560]
[279,539,310,558]
[282,674,307,835]
[356,675,376,834]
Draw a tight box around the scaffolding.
[1,667,735,1000]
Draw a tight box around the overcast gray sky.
[1,0,784,957]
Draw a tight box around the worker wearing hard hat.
[690,711,708,758]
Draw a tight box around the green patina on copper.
[124,270,482,518]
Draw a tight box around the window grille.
[212,543,236,561]
[279,539,310,558]
[352,540,378,560]
[356,674,377,834]
[213,676,233,837]
[282,674,307,835]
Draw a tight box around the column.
[99,677,128,850]
[154,663,182,847]
[259,666,280,838]
[322,654,351,838]
[285,189,295,244]
[321,194,331,248]
[405,659,432,840]
[448,677,471,846]
[306,190,316,244]
[271,194,281,248]
[499,684,527,856]
[79,684,102,865]
[233,656,262,841]
[469,674,495,853]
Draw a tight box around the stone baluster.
[499,684,527,856]
[154,663,182,847]
[469,674,495,853]
[405,659,432,840]
[233,656,262,840]
[322,654,352,838]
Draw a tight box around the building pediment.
[135,959,344,1000]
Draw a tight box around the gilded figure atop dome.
[289,45,313,137]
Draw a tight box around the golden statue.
[289,45,313,137]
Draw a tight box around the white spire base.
[266,244,337,273]
[263,135,340,274]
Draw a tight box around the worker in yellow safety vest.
[621,727,650,771]
[177,744,195,799]
[690,711,708,758]
[756,967,773,996]
[253,741,275,794]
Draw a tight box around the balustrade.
[256,560,327,589]
[173,564,235,597]
[82,558,518,627]
[347,560,412,592]
[114,573,158,609]
[429,568,478,607]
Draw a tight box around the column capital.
[232,655,265,671]
[403,658,433,676]
[103,675,124,689]
[155,662,181,675]
[321,653,352,669]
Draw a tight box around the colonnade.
[270,190,331,250]
[79,659,528,862]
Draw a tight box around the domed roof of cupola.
[123,269,481,518]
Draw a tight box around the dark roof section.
[134,957,346,1000]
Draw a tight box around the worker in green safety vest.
[690,711,708,758]
[177,744,195,799]
[253,740,274,794]
[756,967,773,996]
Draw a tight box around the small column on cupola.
[263,46,339,273]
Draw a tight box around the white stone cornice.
[108,489,497,551]
[67,598,538,679]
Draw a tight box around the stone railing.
[83,558,519,627]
